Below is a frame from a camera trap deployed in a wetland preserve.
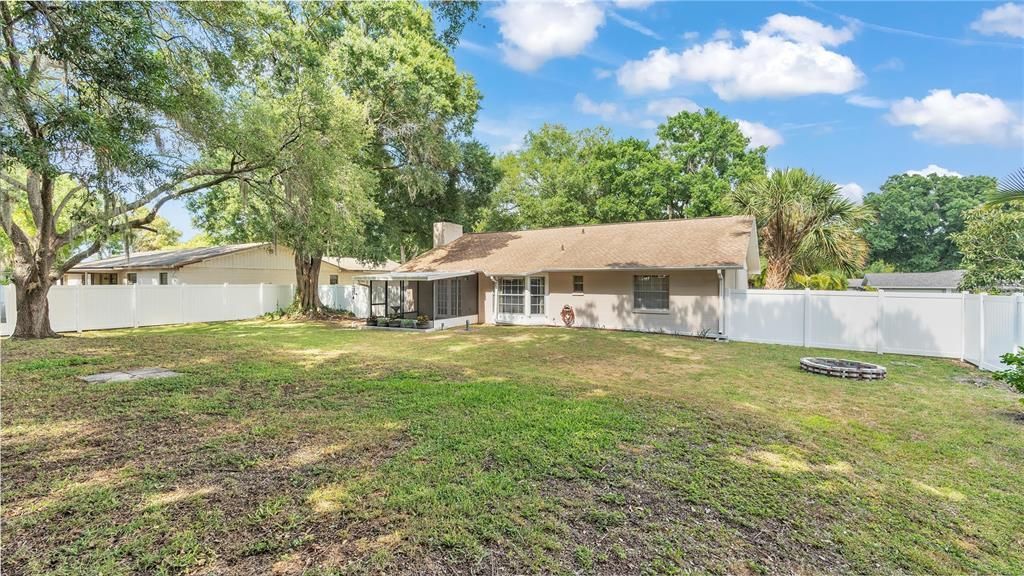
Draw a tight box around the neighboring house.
[63,243,397,286]
[861,270,965,293]
[355,217,760,336]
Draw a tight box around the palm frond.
[986,167,1024,206]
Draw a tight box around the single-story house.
[860,270,965,293]
[355,216,760,335]
[62,243,397,286]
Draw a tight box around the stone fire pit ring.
[800,357,886,380]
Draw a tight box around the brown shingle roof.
[399,216,757,275]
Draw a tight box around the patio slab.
[78,368,183,384]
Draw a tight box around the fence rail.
[0,283,366,337]
[726,289,1023,371]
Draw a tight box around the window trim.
[126,273,138,285]
[633,274,670,312]
[158,272,169,286]
[329,274,339,285]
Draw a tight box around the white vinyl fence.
[727,289,1023,371]
[2,284,1020,372]
[0,283,369,337]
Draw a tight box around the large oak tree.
[0,2,291,337]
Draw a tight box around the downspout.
[717,269,726,340]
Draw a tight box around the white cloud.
[493,1,605,71]
[608,11,661,39]
[574,93,622,121]
[593,67,613,79]
[475,118,530,152]
[645,97,700,117]
[711,28,733,41]
[574,93,698,128]
[614,0,654,9]
[838,182,865,202]
[682,31,700,41]
[616,13,863,99]
[905,164,963,178]
[846,94,889,109]
[874,57,904,72]
[970,2,1024,38]
[736,120,784,149]
[886,89,1024,146]
[760,13,857,46]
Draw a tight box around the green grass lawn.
[2,320,1023,575]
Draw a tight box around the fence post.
[876,289,885,355]
[978,293,986,369]
[960,291,968,362]
[1014,292,1023,355]
[802,288,811,347]
[75,284,82,333]
[131,283,139,328]
[259,283,265,314]
[222,283,228,319]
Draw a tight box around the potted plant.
[415,314,430,329]
[388,316,403,328]
[401,318,416,329]
[366,314,377,326]
[376,317,390,327]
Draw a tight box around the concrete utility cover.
[78,368,182,383]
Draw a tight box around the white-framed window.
[633,274,669,311]
[329,274,339,285]
[573,275,584,294]
[529,276,545,315]
[159,272,169,285]
[126,273,138,285]
[498,277,525,314]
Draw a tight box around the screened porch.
[355,271,479,325]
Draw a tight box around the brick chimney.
[433,222,463,248]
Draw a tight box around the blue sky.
[163,1,1024,238]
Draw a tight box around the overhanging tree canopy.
[0,1,294,337]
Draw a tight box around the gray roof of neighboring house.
[322,257,399,272]
[863,270,965,289]
[71,244,397,272]
[71,243,269,271]
[848,278,864,289]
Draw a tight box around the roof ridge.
[458,215,753,238]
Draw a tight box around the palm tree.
[986,167,1024,206]
[730,168,875,289]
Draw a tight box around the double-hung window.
[529,276,545,315]
[633,274,669,311]
[498,278,525,314]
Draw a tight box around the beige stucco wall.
[66,245,359,286]
[478,269,722,335]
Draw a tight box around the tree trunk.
[763,257,792,290]
[294,251,324,315]
[11,253,58,338]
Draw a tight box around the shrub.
[994,351,1024,394]
[401,319,416,328]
